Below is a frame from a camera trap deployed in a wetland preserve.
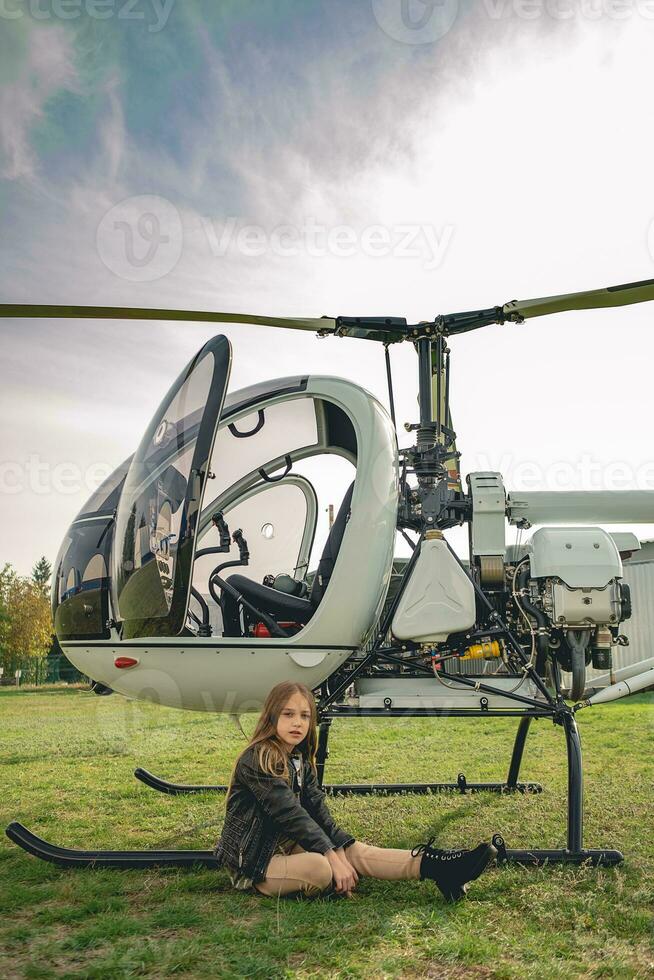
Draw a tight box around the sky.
[3,0,654,575]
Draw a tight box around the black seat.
[221,481,354,637]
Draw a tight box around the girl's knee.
[305,851,332,891]
[254,852,332,898]
[275,855,331,897]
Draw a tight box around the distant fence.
[0,651,87,687]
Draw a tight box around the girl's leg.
[254,847,332,898]
[343,841,422,881]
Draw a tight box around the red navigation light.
[253,622,302,638]
[114,656,139,669]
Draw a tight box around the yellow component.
[461,639,501,660]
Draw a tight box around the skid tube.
[5,820,621,872]
[314,710,545,797]
[134,711,545,797]
[5,822,221,870]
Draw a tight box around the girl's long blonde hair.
[226,681,319,801]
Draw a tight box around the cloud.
[0,21,79,180]
[2,4,654,572]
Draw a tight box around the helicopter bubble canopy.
[53,336,398,690]
[111,335,232,639]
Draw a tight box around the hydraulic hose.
[516,566,550,675]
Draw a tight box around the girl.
[214,681,496,901]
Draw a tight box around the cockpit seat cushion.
[220,481,354,638]
[221,575,313,636]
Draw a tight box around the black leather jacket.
[213,745,355,884]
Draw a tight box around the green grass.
[0,686,652,979]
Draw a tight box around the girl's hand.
[334,847,359,887]
[326,849,358,897]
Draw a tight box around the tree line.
[0,558,83,684]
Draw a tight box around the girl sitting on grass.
[214,680,497,901]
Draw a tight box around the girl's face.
[276,692,312,753]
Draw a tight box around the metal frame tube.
[564,712,584,852]
[417,338,433,427]
[507,716,533,788]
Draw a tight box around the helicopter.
[4,277,654,872]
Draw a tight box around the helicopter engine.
[504,526,631,698]
[450,473,633,702]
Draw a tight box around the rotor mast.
[400,332,466,534]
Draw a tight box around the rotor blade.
[0,304,336,334]
[503,278,654,321]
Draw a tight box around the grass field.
[0,686,652,979]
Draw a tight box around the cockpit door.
[112,336,232,638]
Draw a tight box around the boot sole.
[438,844,497,903]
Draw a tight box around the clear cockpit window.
[52,517,113,640]
[203,398,319,510]
[80,456,132,517]
[193,480,315,602]
[115,356,214,623]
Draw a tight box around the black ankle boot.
[411,837,497,903]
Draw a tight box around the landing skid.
[134,767,542,797]
[492,834,623,867]
[135,713,543,797]
[8,708,622,872]
[134,768,227,795]
[131,710,622,869]
[5,822,220,870]
[5,822,621,872]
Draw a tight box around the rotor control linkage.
[211,511,232,551]
[194,513,233,563]
[191,522,248,637]
[210,574,288,638]
[208,531,250,579]
[232,528,249,564]
[206,531,289,639]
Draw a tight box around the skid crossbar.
[312,707,622,866]
[313,711,545,796]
